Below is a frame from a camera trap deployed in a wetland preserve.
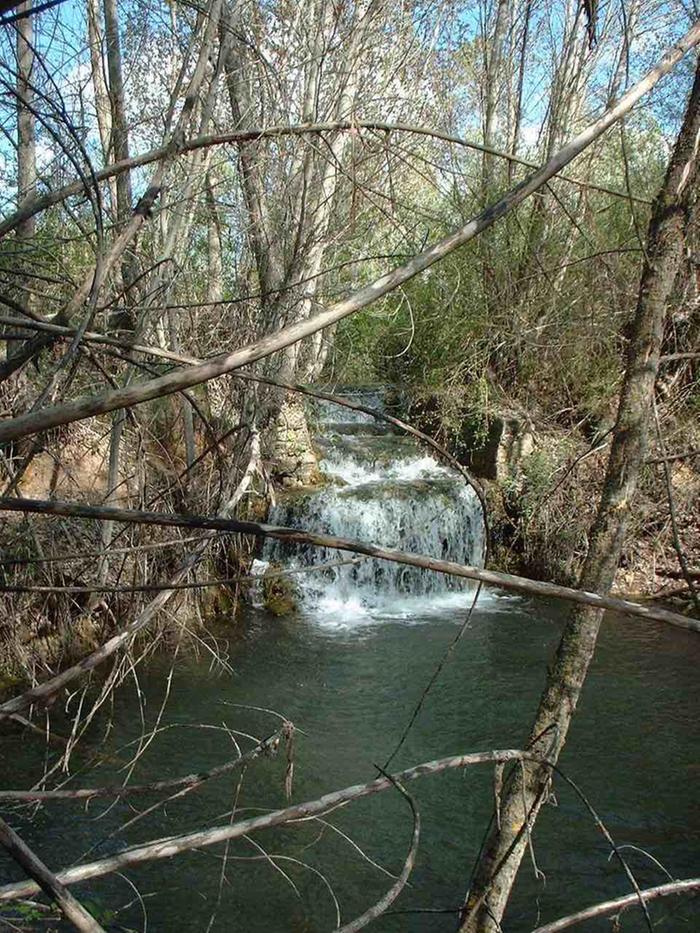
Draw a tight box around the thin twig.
[0,729,288,802]
[337,768,420,932]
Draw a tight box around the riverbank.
[401,388,700,607]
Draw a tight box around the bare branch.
[0,499,696,649]
[532,878,700,932]
[2,19,698,442]
[0,817,105,931]
[0,749,534,903]
[0,727,289,801]
[337,771,420,933]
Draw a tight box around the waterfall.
[263,388,485,622]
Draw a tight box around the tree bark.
[9,0,36,354]
[460,59,700,933]
[102,0,132,226]
[481,0,510,194]
[205,169,224,304]
[15,0,35,241]
[86,0,117,216]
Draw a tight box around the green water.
[0,596,698,931]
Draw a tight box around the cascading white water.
[264,388,485,622]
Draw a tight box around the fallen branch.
[0,749,533,902]
[1,21,697,443]
[655,567,700,580]
[0,726,289,801]
[532,877,700,932]
[0,817,105,931]
[646,447,700,464]
[0,556,364,594]
[0,498,696,644]
[658,352,700,362]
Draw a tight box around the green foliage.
[0,898,121,931]
[514,449,555,521]
[0,902,50,926]
[331,121,670,435]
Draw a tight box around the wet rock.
[262,566,298,616]
[461,410,535,481]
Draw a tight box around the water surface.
[1,597,698,932]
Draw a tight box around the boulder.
[462,410,535,481]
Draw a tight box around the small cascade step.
[263,387,485,620]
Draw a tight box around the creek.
[0,389,698,931]
[261,387,485,621]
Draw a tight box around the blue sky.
[0,0,696,217]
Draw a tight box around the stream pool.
[1,597,698,931]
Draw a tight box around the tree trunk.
[481,0,510,195]
[103,0,132,224]
[460,60,700,933]
[87,0,117,216]
[16,0,35,243]
[205,170,224,305]
[103,0,137,302]
[10,0,36,353]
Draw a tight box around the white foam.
[264,388,487,625]
[321,453,451,486]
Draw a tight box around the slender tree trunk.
[507,0,532,183]
[481,0,510,195]
[87,0,117,216]
[222,0,284,304]
[205,170,224,305]
[103,0,132,225]
[2,0,35,371]
[512,0,590,311]
[11,0,36,354]
[99,0,135,585]
[16,0,35,242]
[103,0,138,305]
[460,60,700,933]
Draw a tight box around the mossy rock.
[0,670,23,698]
[243,493,271,522]
[262,567,298,616]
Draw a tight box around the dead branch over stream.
[0,749,535,903]
[531,878,700,932]
[0,497,695,639]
